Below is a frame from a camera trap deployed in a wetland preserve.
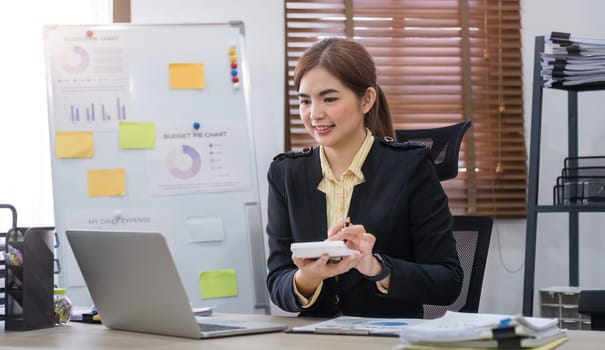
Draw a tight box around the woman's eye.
[324,97,337,103]
[299,99,310,105]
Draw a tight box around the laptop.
[65,229,287,339]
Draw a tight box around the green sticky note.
[199,269,238,299]
[118,121,156,149]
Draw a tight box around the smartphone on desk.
[290,241,356,262]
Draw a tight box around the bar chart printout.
[50,33,130,131]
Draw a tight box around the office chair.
[395,120,471,181]
[423,215,493,319]
[395,121,493,319]
[579,290,605,331]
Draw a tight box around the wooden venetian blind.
[284,0,527,218]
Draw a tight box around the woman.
[266,38,462,318]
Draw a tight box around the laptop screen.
[66,230,286,339]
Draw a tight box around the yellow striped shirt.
[293,130,379,308]
[317,129,374,231]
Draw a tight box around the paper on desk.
[393,336,568,350]
[290,316,424,336]
[399,311,559,343]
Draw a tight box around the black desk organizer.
[553,157,605,205]
[0,204,15,322]
[2,204,55,330]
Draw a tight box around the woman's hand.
[292,252,361,297]
[327,218,382,277]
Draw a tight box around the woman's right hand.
[292,253,361,297]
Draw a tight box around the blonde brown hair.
[293,38,394,138]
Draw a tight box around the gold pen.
[329,216,351,264]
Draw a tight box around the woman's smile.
[313,124,335,135]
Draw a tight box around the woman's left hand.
[327,218,382,277]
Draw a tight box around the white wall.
[0,1,111,233]
[0,1,110,228]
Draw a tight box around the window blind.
[284,0,527,218]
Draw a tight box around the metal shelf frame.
[522,35,601,316]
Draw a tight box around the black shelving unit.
[522,36,605,316]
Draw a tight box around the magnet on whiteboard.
[232,83,240,91]
[113,210,122,219]
[229,40,237,49]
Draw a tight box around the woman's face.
[297,67,374,151]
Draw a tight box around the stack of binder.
[397,311,567,350]
[541,32,605,88]
[553,156,605,205]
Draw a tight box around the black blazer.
[265,137,463,318]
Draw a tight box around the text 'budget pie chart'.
[167,145,202,179]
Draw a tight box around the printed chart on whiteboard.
[148,122,251,194]
[49,30,130,131]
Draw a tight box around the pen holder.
[4,226,55,331]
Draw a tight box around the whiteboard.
[43,22,269,314]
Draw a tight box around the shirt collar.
[319,129,374,181]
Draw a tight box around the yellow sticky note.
[169,63,205,89]
[119,122,155,149]
[199,269,238,299]
[87,168,126,197]
[55,131,94,158]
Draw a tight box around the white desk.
[1,314,604,349]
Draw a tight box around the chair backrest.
[396,121,490,319]
[423,215,493,319]
[579,290,605,331]
[395,120,472,181]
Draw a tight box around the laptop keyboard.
[198,323,245,332]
